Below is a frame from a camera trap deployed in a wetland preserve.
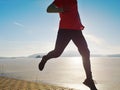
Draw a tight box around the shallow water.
[0,57,120,90]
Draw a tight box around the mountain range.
[0,53,120,59]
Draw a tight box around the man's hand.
[47,3,64,13]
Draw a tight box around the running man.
[39,0,97,89]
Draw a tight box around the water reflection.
[0,57,120,90]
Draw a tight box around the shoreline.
[0,76,75,90]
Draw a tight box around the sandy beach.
[0,76,74,90]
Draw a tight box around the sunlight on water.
[68,57,82,64]
[0,57,120,90]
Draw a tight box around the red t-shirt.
[53,0,84,30]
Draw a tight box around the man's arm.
[47,3,64,13]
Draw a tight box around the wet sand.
[0,76,74,90]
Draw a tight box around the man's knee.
[79,48,90,59]
[54,50,63,57]
[47,49,63,58]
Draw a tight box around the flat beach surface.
[0,76,74,90]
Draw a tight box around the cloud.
[85,34,105,45]
[13,21,24,27]
[84,34,120,54]
[105,45,120,54]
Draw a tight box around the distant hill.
[0,56,26,59]
[27,52,120,58]
[106,54,120,57]
[28,53,45,58]
[0,53,120,59]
